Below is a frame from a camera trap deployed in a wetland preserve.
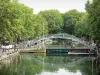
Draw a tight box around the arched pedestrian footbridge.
[37,33,89,46]
[20,33,96,54]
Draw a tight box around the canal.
[0,39,99,75]
[0,53,100,75]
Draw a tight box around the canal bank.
[0,47,46,61]
[0,49,19,61]
[0,42,46,61]
[0,45,98,61]
[20,47,46,53]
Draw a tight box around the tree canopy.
[75,13,90,38]
[1,0,100,44]
[0,0,48,43]
[85,0,100,41]
[39,10,63,34]
[62,9,82,34]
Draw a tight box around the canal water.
[0,53,100,75]
[0,39,99,75]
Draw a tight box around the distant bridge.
[36,33,89,46]
[20,33,95,54]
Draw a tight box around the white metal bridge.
[36,33,89,46]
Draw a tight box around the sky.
[19,0,92,14]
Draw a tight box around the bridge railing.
[30,33,90,48]
[39,34,88,44]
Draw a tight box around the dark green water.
[0,53,100,75]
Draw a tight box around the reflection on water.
[0,53,100,75]
[38,69,82,75]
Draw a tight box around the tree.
[39,10,63,34]
[33,14,48,38]
[75,13,90,38]
[20,5,35,39]
[0,0,48,44]
[63,9,81,34]
[85,0,100,42]
[0,0,25,43]
[62,14,74,34]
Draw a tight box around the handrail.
[25,33,90,47]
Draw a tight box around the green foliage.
[0,0,48,43]
[0,0,25,43]
[62,14,74,34]
[64,9,81,25]
[85,0,100,41]
[75,13,90,38]
[39,10,63,33]
[63,9,81,34]
[1,0,100,44]
[33,14,48,37]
